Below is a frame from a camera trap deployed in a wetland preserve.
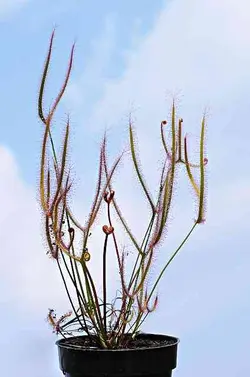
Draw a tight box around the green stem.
[103,234,109,334]
[118,214,155,337]
[131,222,197,334]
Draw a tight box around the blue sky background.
[0,0,250,376]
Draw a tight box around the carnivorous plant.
[38,31,208,349]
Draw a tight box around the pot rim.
[56,332,180,352]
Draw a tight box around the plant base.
[56,333,179,377]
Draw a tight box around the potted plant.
[38,31,208,377]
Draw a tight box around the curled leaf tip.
[161,120,167,125]
[104,190,115,203]
[83,250,91,262]
[102,225,114,235]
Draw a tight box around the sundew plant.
[38,31,208,349]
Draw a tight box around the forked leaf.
[45,215,57,259]
[151,166,171,246]
[177,118,183,162]
[197,115,206,223]
[130,248,154,297]
[83,135,104,239]
[38,30,55,124]
[129,123,155,213]
[184,136,200,197]
[66,206,86,234]
[160,121,171,160]
[89,150,125,230]
[157,102,176,237]
[46,165,51,210]
[47,43,75,124]
[102,137,141,254]
[40,118,51,212]
[146,294,158,313]
[50,120,70,213]
[53,174,72,234]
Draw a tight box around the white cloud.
[0,146,69,314]
[65,13,117,115]
[65,2,250,374]
[0,0,29,18]
[67,0,250,242]
[0,146,67,376]
[82,0,250,129]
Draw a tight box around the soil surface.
[60,334,177,350]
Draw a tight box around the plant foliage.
[38,31,208,349]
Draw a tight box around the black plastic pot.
[56,333,179,377]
